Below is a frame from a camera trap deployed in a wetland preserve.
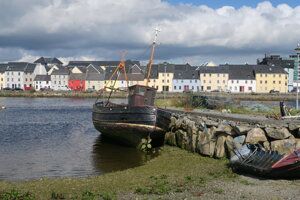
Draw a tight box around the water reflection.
[92,135,159,173]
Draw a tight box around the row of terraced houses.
[0,54,299,93]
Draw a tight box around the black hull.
[92,102,171,147]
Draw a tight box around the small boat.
[92,29,171,148]
[231,143,300,179]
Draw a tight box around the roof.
[226,65,255,80]
[173,64,199,79]
[0,63,8,73]
[198,66,229,74]
[6,62,36,73]
[144,64,158,79]
[34,75,51,81]
[67,60,140,68]
[51,68,70,75]
[34,57,63,65]
[252,65,288,74]
[258,55,294,69]
[69,73,86,80]
[157,62,175,73]
[86,73,104,81]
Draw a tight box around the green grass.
[0,146,238,200]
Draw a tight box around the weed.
[240,180,254,186]
[0,189,34,200]
[213,188,224,194]
[51,192,65,199]
[135,175,171,195]
[81,190,96,200]
[99,192,117,200]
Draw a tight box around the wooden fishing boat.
[231,143,300,179]
[92,29,171,148]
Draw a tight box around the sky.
[0,0,300,65]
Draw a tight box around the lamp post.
[295,44,300,110]
[164,63,166,100]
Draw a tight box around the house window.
[248,87,252,91]
[231,80,234,83]
[190,80,192,83]
[223,74,225,77]
[181,80,183,83]
[207,86,211,90]
[174,86,176,90]
[179,86,181,90]
[251,81,253,84]
[260,80,262,84]
[18,78,20,82]
[209,74,211,77]
[203,74,206,77]
[265,74,267,77]
[279,74,281,78]
[11,78,13,81]
[162,80,164,83]
[273,81,275,84]
[203,80,206,83]
[217,80,219,83]
[217,74,219,77]
[245,81,247,84]
[195,80,197,83]
[260,74,262,77]
[30,78,32,81]
[237,80,239,83]
[25,78,28,81]
[273,74,275,78]
[192,86,194,89]
[46,81,49,84]
[18,72,20,76]
[167,80,169,83]
[209,80,211,83]
[234,86,237,90]
[154,79,156,83]
[223,80,225,83]
[265,81,267,84]
[167,73,169,77]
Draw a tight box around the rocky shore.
[165,111,300,158]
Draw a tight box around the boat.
[231,143,300,179]
[92,29,171,148]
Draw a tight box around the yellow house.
[156,62,174,92]
[0,64,6,89]
[199,67,229,91]
[254,65,288,93]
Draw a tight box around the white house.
[50,68,70,90]
[173,64,200,92]
[227,65,256,93]
[34,75,51,90]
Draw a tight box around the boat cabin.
[128,85,157,106]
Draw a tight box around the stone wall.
[165,114,300,158]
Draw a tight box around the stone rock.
[175,118,184,129]
[215,124,233,136]
[270,139,300,155]
[215,135,226,158]
[288,124,300,131]
[233,126,252,136]
[225,136,235,158]
[245,128,267,143]
[205,120,219,127]
[175,130,188,149]
[164,131,177,146]
[265,127,291,140]
[197,127,217,157]
[233,135,246,149]
[169,117,177,129]
[263,141,270,151]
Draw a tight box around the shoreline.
[0,146,299,200]
[0,90,297,101]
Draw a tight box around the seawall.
[165,108,300,158]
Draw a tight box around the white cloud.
[0,0,300,64]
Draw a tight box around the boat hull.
[92,102,171,148]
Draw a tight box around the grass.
[0,146,238,200]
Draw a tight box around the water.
[0,97,156,182]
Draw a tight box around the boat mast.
[146,28,160,87]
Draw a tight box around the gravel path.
[120,175,300,200]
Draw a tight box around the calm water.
[0,97,156,182]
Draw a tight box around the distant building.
[34,75,51,90]
[85,64,105,91]
[254,65,288,93]
[68,73,86,91]
[199,66,229,91]
[0,63,7,89]
[173,64,199,92]
[34,57,63,68]
[51,68,70,90]
[226,65,256,93]
[258,54,294,92]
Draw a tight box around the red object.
[98,88,106,92]
[68,80,86,91]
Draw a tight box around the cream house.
[199,66,229,91]
[0,64,7,89]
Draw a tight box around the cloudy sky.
[0,0,300,65]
